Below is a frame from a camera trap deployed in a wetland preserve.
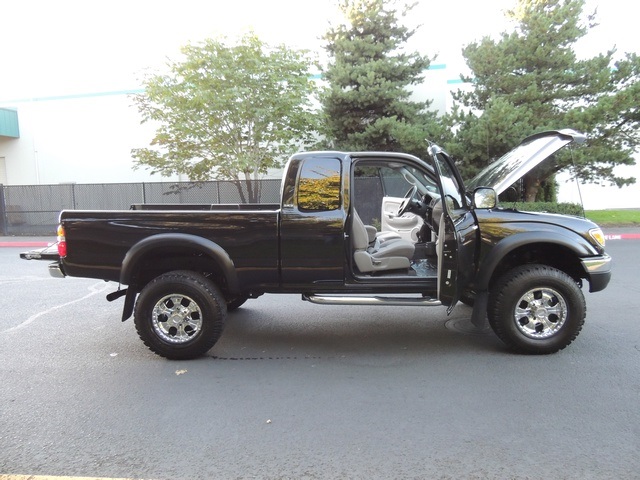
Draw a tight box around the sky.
[1,0,638,102]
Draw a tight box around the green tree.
[320,0,446,157]
[132,33,319,203]
[447,0,639,201]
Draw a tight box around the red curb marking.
[0,242,50,247]
[604,234,640,240]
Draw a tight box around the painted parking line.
[2,281,110,334]
[0,476,147,480]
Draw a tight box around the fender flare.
[474,230,595,291]
[119,233,240,294]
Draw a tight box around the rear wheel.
[134,270,226,359]
[488,265,585,354]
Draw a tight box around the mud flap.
[121,289,137,322]
[470,290,489,329]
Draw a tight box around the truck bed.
[130,203,280,211]
[59,207,281,287]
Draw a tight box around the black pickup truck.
[22,129,611,359]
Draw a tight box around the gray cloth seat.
[352,209,415,273]
[363,225,402,245]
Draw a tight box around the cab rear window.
[297,158,342,212]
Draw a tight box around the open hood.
[466,129,587,195]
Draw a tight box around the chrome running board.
[302,294,441,307]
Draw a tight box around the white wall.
[0,156,7,183]
[0,93,178,185]
[557,160,640,210]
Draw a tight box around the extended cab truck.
[21,129,611,359]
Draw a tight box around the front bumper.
[581,254,612,292]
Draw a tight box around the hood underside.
[466,129,587,195]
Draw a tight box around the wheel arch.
[120,233,240,296]
[475,231,594,292]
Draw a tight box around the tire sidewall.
[489,265,586,354]
[134,271,226,359]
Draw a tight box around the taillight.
[57,224,67,258]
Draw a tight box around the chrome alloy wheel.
[513,287,568,339]
[152,294,203,344]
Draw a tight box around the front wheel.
[488,265,586,354]
[134,270,226,359]
[226,295,249,312]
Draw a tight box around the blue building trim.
[0,108,19,138]
[0,89,145,105]
[0,63,468,107]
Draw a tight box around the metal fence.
[0,177,386,236]
[0,179,282,236]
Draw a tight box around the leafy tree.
[447,0,639,201]
[320,0,446,157]
[132,33,319,203]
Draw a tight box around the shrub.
[509,202,584,217]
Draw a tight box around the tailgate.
[20,243,60,261]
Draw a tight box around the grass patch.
[585,209,640,227]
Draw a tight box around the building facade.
[1,65,638,210]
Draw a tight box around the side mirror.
[473,187,497,209]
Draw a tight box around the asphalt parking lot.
[1,235,639,479]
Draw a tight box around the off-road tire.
[488,264,586,354]
[134,270,226,359]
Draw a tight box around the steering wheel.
[396,186,418,217]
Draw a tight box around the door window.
[431,151,466,214]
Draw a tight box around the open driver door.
[429,145,478,314]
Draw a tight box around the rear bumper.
[48,262,66,278]
[581,254,611,292]
[19,244,66,278]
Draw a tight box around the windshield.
[404,165,439,196]
[353,160,439,198]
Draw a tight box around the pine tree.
[447,0,639,201]
[320,0,445,157]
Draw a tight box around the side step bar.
[302,294,441,307]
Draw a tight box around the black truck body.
[22,130,611,358]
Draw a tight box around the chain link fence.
[0,177,387,236]
[0,180,282,236]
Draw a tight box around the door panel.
[380,196,421,242]
[428,145,478,313]
[437,210,477,311]
[436,213,457,310]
